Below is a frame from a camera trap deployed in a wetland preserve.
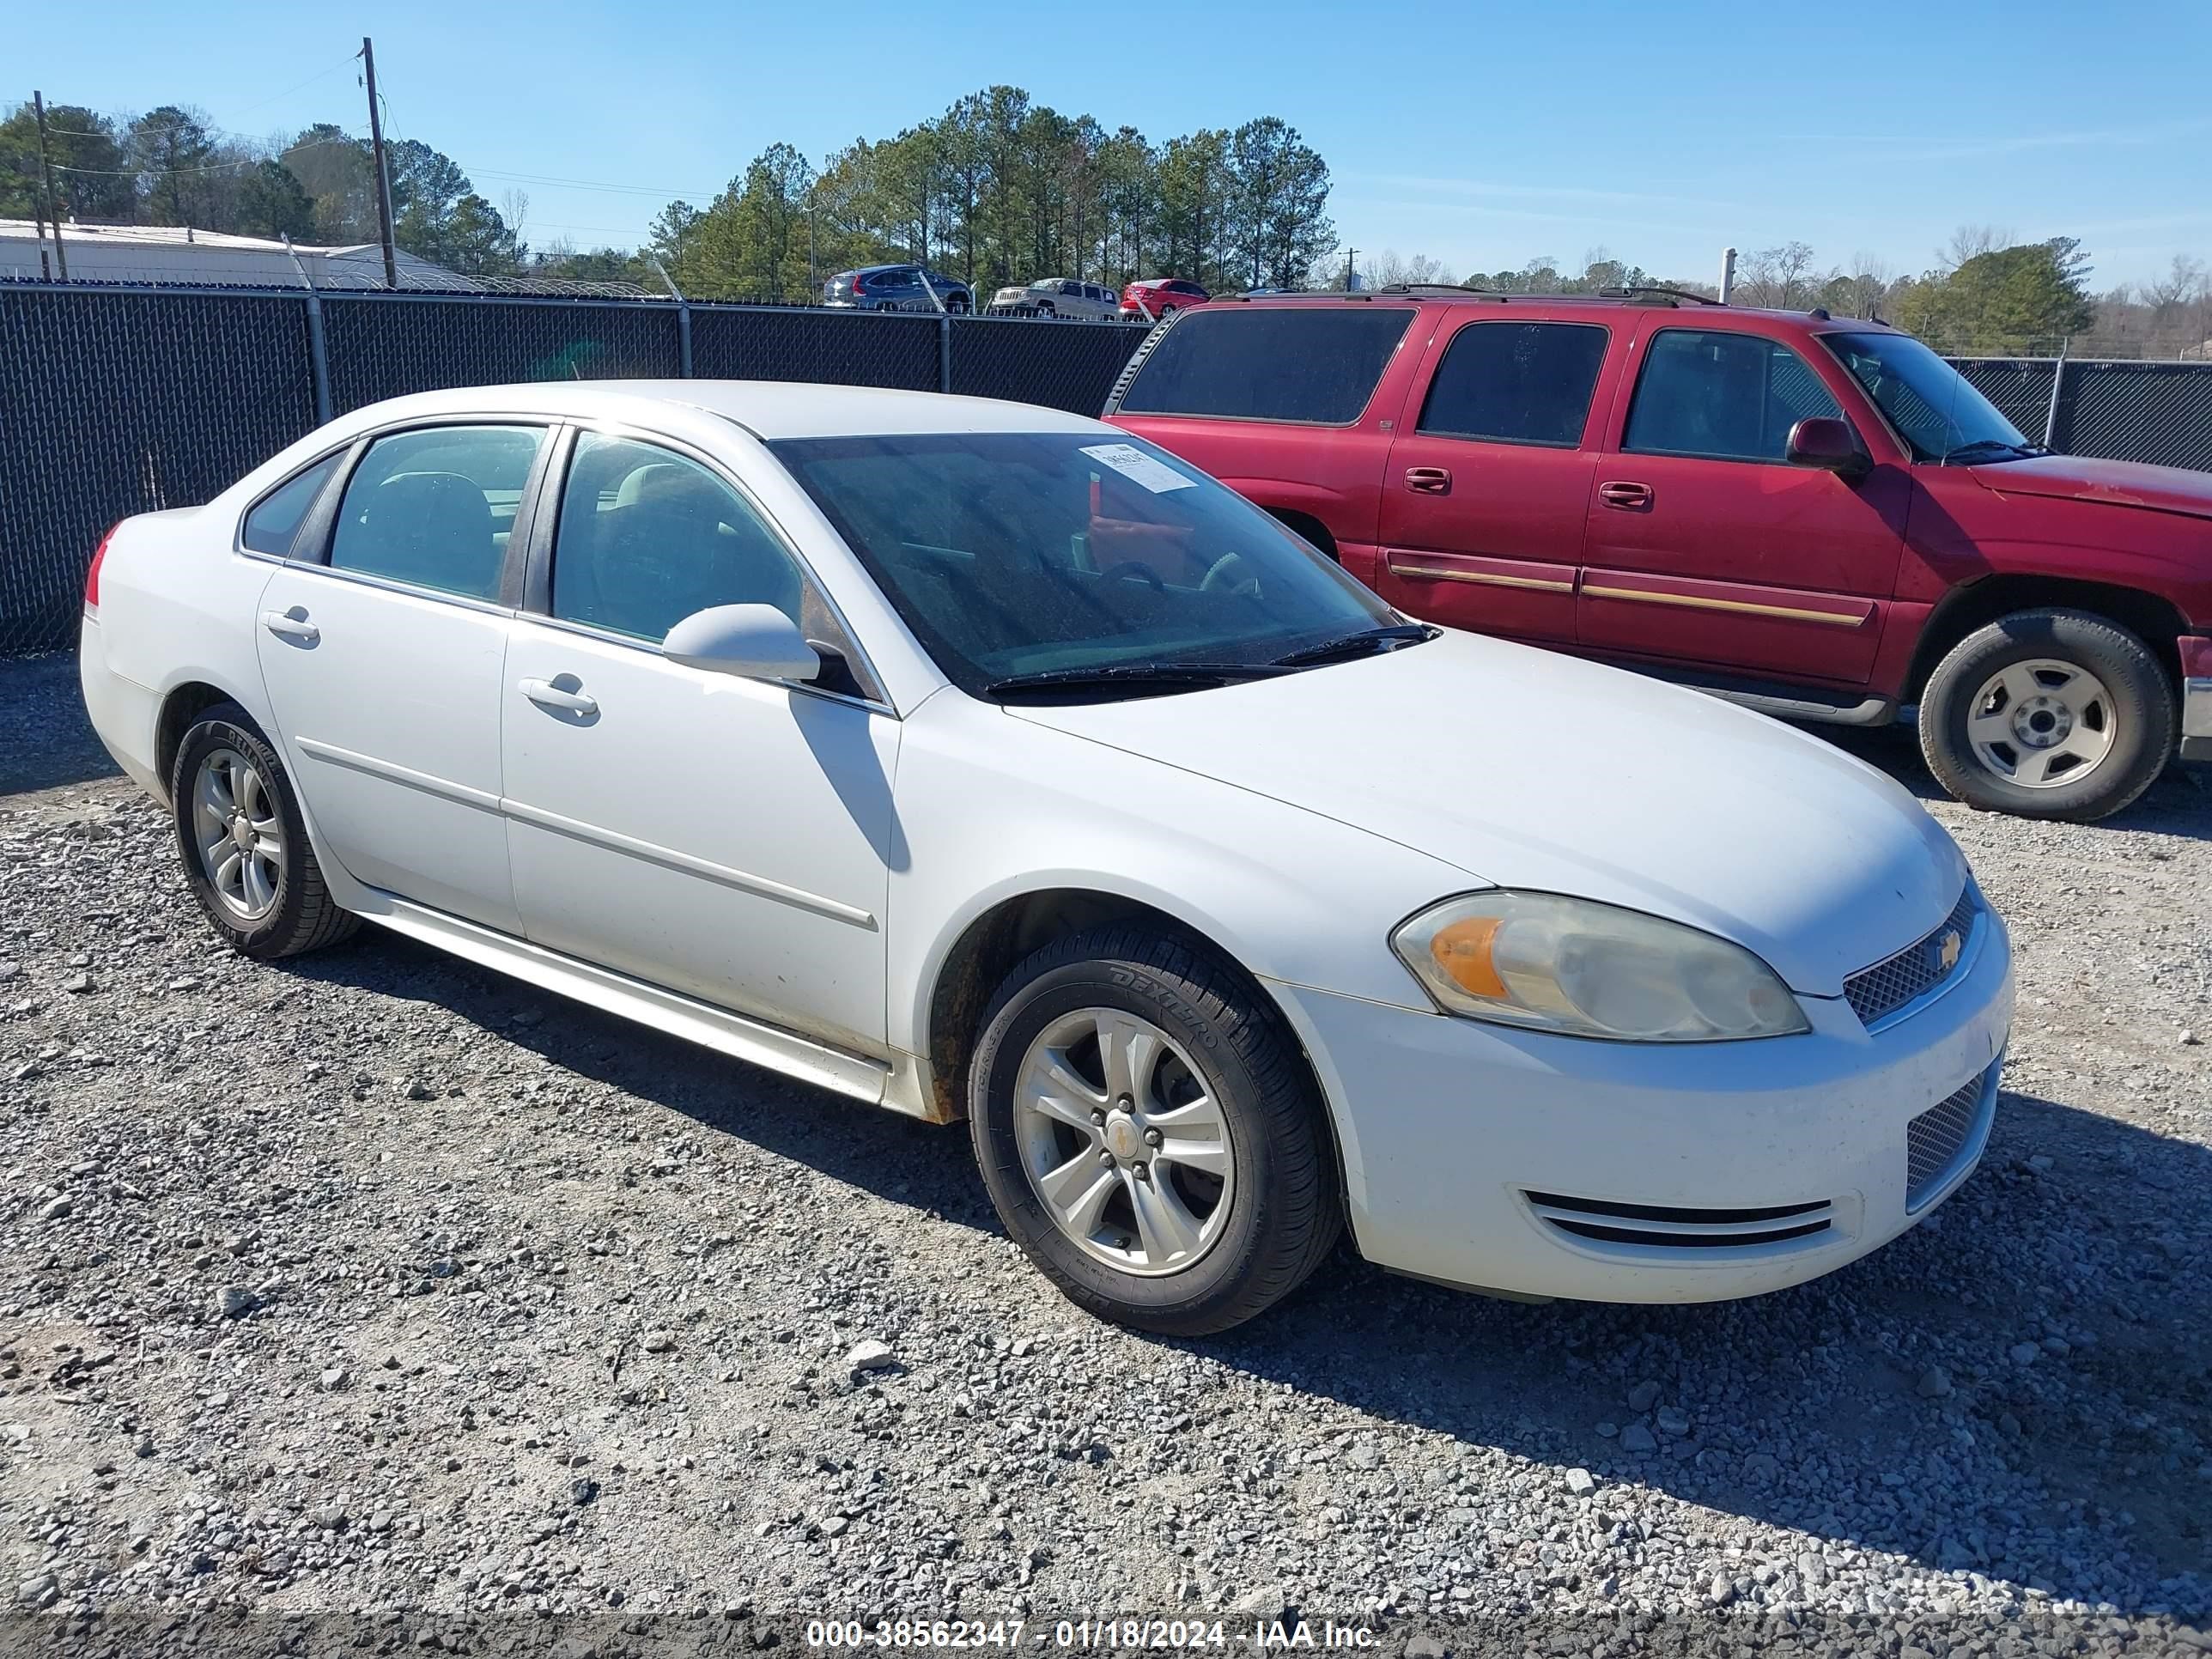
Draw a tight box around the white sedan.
[79,382,2014,1334]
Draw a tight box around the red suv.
[1104,289,2212,821]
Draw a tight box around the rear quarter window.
[1115,307,1415,424]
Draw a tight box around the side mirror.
[1786,416,1872,483]
[662,604,820,683]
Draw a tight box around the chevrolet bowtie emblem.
[1937,930,1963,974]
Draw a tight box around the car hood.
[1006,631,1966,996]
[1969,453,2212,521]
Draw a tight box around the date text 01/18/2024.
[802,1621,1380,1650]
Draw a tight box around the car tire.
[968,926,1342,1334]
[1918,607,2174,823]
[171,702,360,959]
[1034,303,1054,319]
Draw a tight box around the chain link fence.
[1,285,317,656]
[690,307,940,390]
[6,279,2211,657]
[322,295,684,415]
[949,315,1157,411]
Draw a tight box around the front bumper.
[1266,904,2014,1304]
[2180,634,2212,763]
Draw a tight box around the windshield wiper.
[1271,622,1439,667]
[1940,438,2045,465]
[982,661,1291,698]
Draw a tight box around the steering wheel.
[1097,559,1167,592]
[1199,551,1261,596]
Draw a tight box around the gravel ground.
[2,652,2209,1657]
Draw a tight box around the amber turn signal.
[1430,915,1508,1000]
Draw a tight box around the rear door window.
[1417,321,1610,447]
[327,425,545,599]
[1623,329,1842,462]
[1115,307,1415,423]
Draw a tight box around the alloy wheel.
[191,746,285,921]
[1012,1007,1236,1277]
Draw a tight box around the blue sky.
[11,0,2210,289]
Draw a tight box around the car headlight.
[1391,891,1810,1042]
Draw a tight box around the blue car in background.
[823,264,972,313]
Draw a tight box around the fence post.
[651,259,692,377]
[2042,336,2069,450]
[939,313,953,395]
[283,236,333,427]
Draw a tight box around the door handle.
[1403,466,1453,495]
[1598,480,1654,510]
[519,677,599,718]
[260,607,319,645]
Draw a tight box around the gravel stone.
[1620,1423,1658,1454]
[843,1338,896,1376]
[1564,1466,1595,1496]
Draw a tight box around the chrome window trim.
[247,556,521,619]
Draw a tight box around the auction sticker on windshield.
[1080,443,1194,493]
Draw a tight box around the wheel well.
[155,681,240,795]
[923,889,1333,1148]
[1906,577,2187,702]
[1264,507,1340,562]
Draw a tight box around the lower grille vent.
[1525,1191,1834,1252]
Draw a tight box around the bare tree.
[1735,241,1816,307]
[1364,248,1448,289]
[2140,253,2207,310]
[1939,224,2011,271]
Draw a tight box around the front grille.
[1844,888,1978,1028]
[1907,1066,1996,1209]
[1525,1191,1834,1253]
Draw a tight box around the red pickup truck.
[1103,290,2212,822]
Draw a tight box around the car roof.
[323,380,1110,441]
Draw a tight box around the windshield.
[1820,331,2033,462]
[770,431,1400,697]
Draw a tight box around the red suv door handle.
[1404,466,1453,495]
[1598,480,1654,510]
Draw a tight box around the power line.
[29,52,363,142]
[465,165,719,200]
[51,135,362,178]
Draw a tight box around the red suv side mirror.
[1786,417,1872,483]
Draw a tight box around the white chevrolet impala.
[79,382,2014,1333]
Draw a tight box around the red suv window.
[1417,321,1611,447]
[1115,307,1415,424]
[1624,329,1840,463]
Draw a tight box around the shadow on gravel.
[277,927,2209,1617]
[0,653,120,798]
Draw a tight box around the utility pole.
[361,38,399,289]
[1718,246,1737,306]
[1342,246,1357,292]
[33,92,68,281]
